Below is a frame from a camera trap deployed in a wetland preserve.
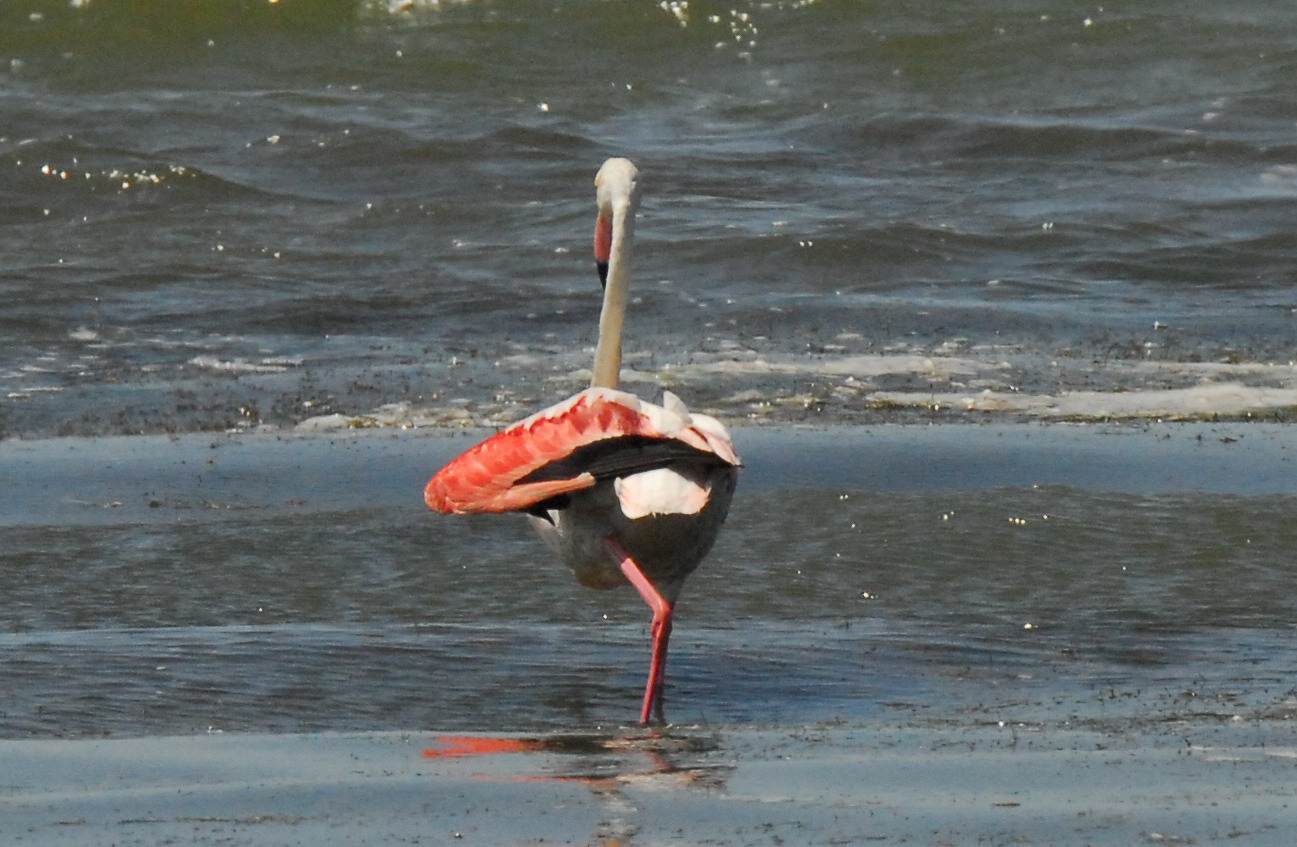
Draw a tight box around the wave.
[0,0,362,49]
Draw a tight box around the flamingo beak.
[594,212,612,289]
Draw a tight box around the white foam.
[301,346,1297,431]
[677,352,988,380]
[871,382,1297,419]
[296,413,355,431]
[189,356,291,374]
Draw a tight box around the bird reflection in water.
[423,731,731,844]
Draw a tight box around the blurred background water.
[2,0,1295,436]
[1,0,1296,738]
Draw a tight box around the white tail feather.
[615,467,712,519]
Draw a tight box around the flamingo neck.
[590,199,634,389]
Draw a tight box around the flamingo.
[425,158,740,725]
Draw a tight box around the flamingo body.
[427,387,738,593]
[425,387,737,517]
[425,158,739,724]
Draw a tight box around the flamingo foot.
[603,535,674,726]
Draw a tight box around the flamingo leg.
[603,535,673,725]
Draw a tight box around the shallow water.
[3,425,1295,737]
[1,0,1296,752]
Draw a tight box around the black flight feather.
[517,435,727,486]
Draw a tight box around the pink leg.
[603,536,673,726]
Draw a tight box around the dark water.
[2,0,1296,436]
[2,1,1297,739]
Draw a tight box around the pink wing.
[425,387,737,515]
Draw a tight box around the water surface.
[2,0,1295,437]
[1,0,1295,745]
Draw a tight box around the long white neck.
[590,196,635,389]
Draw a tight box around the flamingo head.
[594,157,639,288]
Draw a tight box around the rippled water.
[3,0,1297,436]
[2,1,1297,739]
[3,425,1296,736]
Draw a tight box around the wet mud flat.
[3,718,1295,846]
